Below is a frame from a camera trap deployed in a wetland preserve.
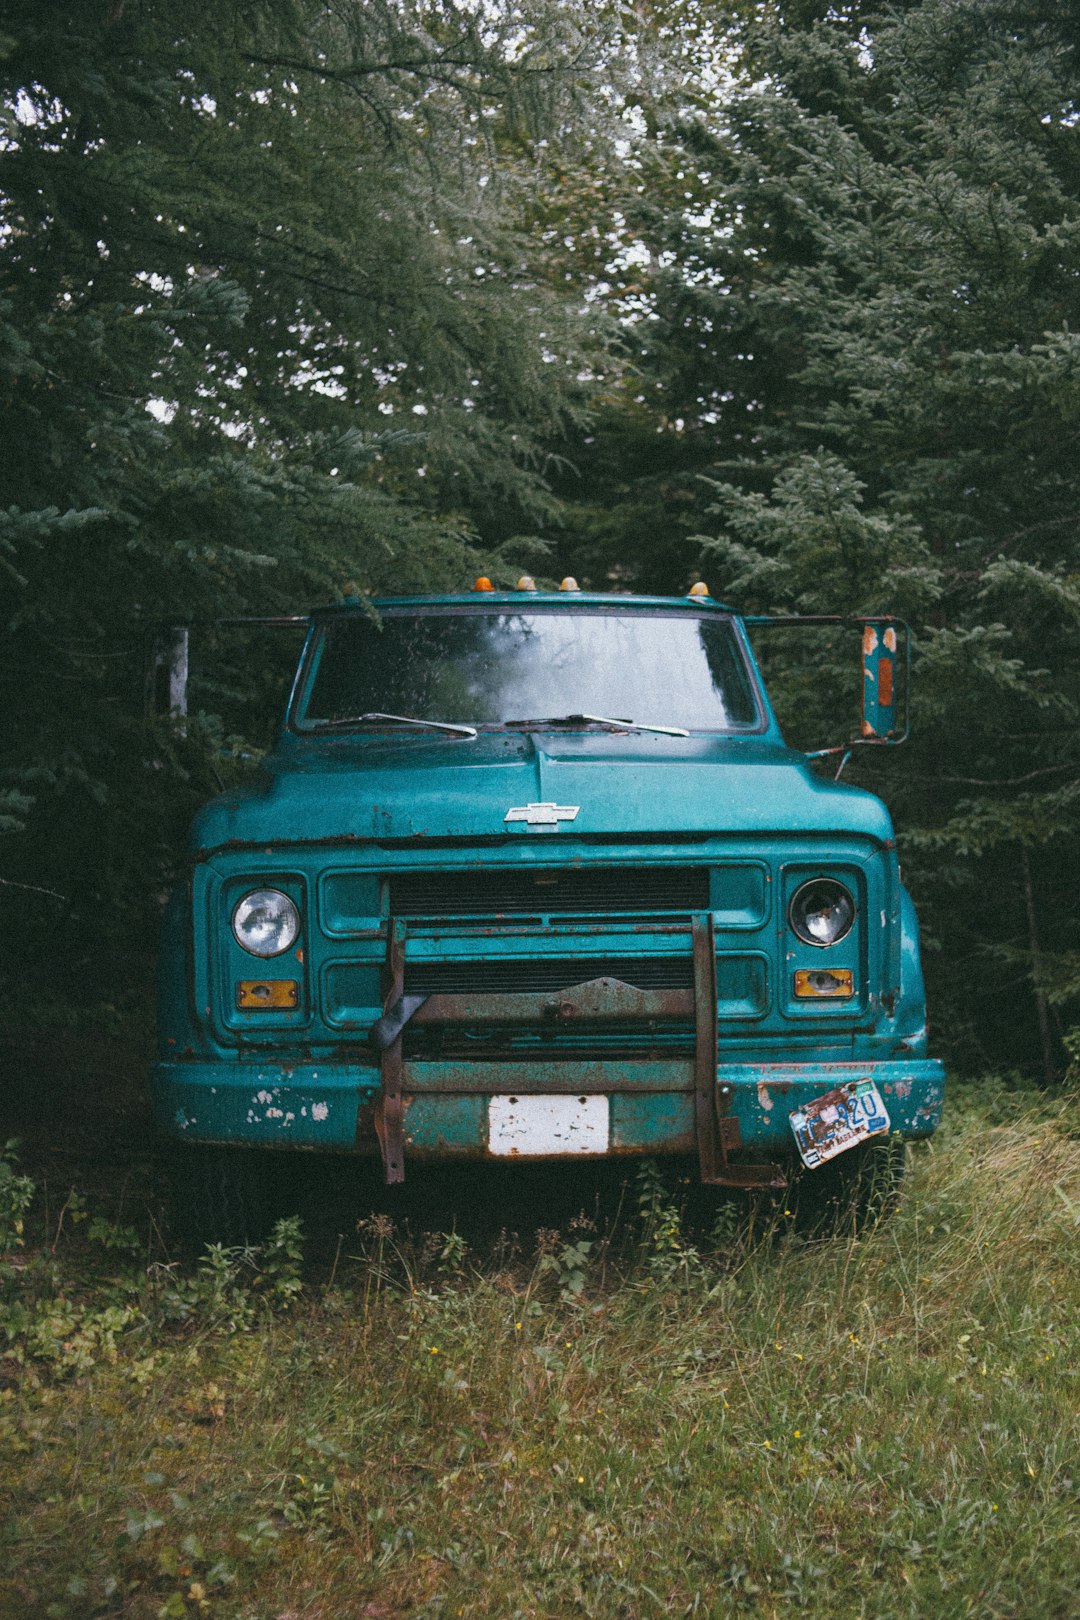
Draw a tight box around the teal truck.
[155,581,945,1240]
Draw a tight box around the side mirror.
[149,626,189,718]
[744,613,910,761]
[861,620,902,741]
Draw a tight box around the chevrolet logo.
[504,802,581,827]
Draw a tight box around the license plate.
[488,1094,609,1157]
[789,1080,890,1169]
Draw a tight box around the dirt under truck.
[155,580,946,1243]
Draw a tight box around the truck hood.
[192,731,894,852]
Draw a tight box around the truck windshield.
[295,607,760,732]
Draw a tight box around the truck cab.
[156,583,945,1237]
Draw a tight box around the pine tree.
[0,0,612,985]
[671,0,1080,1073]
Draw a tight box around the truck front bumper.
[154,1057,946,1175]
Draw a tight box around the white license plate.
[488,1094,609,1157]
[789,1080,890,1169]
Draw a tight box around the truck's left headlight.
[231,889,300,957]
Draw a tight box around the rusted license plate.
[788,1080,890,1169]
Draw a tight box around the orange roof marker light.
[473,576,495,592]
[688,581,711,598]
[516,575,538,591]
[560,576,580,592]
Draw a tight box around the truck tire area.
[166,1145,272,1253]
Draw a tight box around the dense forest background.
[2,0,1078,1082]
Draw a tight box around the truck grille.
[389,866,708,919]
[404,956,693,996]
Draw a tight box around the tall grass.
[2,1078,1078,1619]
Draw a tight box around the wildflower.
[793,1352,804,1362]
[793,1430,801,1439]
[763,1440,772,1450]
[1027,1466,1036,1478]
[514,1322,523,1332]
[429,1346,440,1355]
[577,1475,585,1484]
[784,1209,792,1217]
[565,1342,572,1349]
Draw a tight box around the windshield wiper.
[314,711,477,739]
[504,712,689,738]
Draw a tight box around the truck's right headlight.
[232,889,300,957]
[789,878,855,947]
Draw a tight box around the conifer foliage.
[0,0,605,979]
[2,0,1077,1075]
[692,0,1080,1074]
[547,0,1080,1073]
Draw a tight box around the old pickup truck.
[155,580,945,1241]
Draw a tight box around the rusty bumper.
[155,1056,946,1184]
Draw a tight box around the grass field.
[2,1077,1078,1620]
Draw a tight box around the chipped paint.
[757,1082,774,1112]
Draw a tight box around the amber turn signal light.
[794,968,854,999]
[236,980,299,1009]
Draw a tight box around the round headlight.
[789,878,855,948]
[232,889,300,957]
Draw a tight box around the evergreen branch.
[0,876,68,901]
[243,50,571,88]
[916,767,1076,788]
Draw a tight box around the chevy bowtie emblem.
[504,802,581,827]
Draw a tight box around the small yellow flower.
[991,1504,998,1512]
[429,1346,440,1355]
[980,1362,988,1377]
[565,1342,572,1349]
[793,1352,804,1362]
[577,1475,585,1484]
[514,1322,523,1332]
[784,1209,792,1217]
[793,1429,801,1439]
[763,1439,772,1450]
[1027,1466,1036,1478]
